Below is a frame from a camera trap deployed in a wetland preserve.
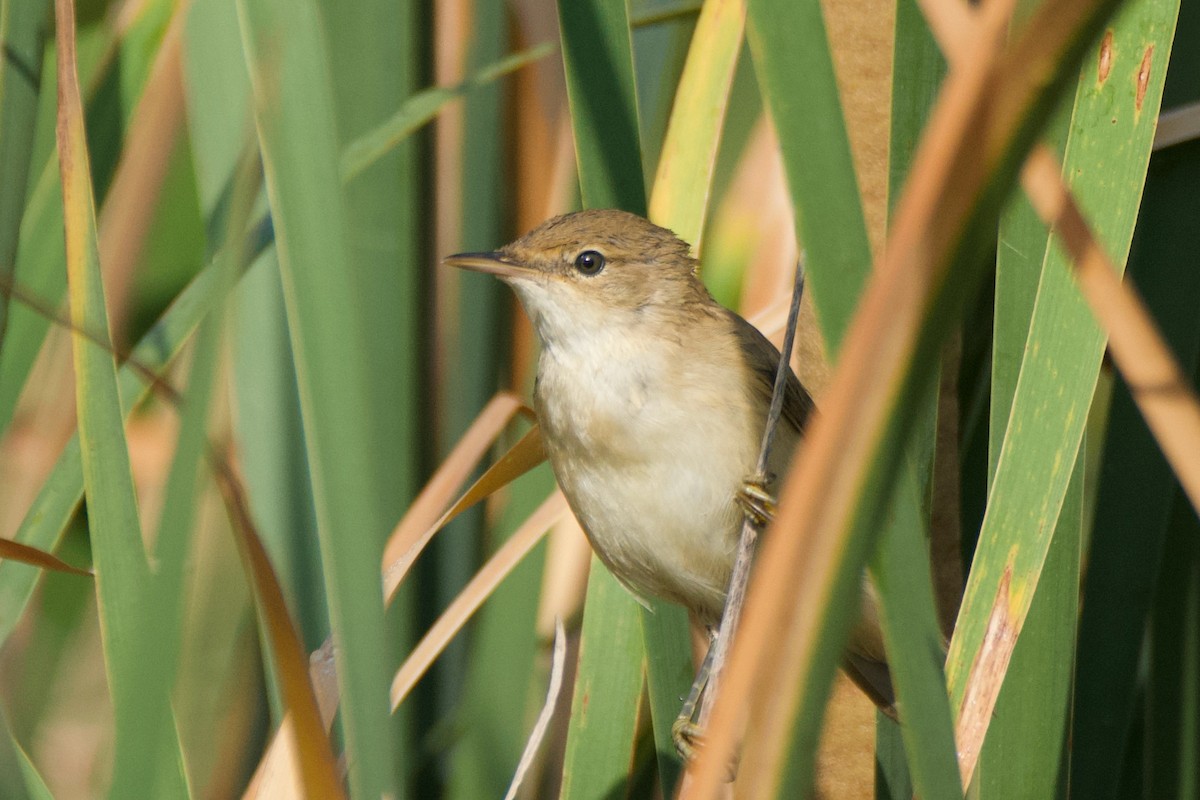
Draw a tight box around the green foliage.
[559,563,647,800]
[236,0,400,794]
[0,0,1195,796]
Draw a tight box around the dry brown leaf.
[0,536,92,577]
[211,449,343,800]
[391,491,568,709]
[684,0,1113,792]
[1,3,189,543]
[248,393,544,796]
[380,392,531,576]
[1021,150,1200,514]
[243,641,341,800]
[917,0,1200,781]
[383,418,544,604]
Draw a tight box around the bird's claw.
[672,716,704,762]
[737,478,776,527]
[672,716,739,780]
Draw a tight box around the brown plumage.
[446,209,895,714]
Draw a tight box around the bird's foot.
[672,716,739,780]
[672,716,704,762]
[737,477,776,527]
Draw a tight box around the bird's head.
[444,209,709,346]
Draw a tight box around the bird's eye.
[573,250,606,276]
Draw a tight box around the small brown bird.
[445,209,893,714]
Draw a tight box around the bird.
[444,208,894,723]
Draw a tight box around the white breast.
[533,316,760,622]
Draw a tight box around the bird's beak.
[443,251,528,279]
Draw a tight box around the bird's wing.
[843,579,898,715]
[726,310,816,436]
[842,652,898,718]
[729,310,901,717]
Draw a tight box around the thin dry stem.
[504,618,568,800]
[695,259,805,733]
[210,442,344,799]
[0,274,184,403]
